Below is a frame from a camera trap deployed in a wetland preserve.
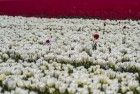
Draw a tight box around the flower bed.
[0,16,140,94]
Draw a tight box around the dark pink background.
[0,0,140,19]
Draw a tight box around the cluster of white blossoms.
[0,16,140,94]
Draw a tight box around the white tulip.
[5,79,16,90]
[38,82,46,92]
[17,80,24,88]
[47,78,55,87]
[2,53,9,60]
[15,88,28,94]
[0,74,6,81]
[49,88,55,93]
[128,81,139,90]
[59,84,67,93]
[126,91,133,94]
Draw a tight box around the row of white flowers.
[0,16,140,94]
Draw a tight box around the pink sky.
[0,0,140,19]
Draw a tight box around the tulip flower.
[92,32,99,50]
[92,33,99,40]
[46,39,51,45]
[45,37,55,51]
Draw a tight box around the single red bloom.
[45,39,51,45]
[123,26,126,29]
[92,33,99,40]
[46,39,50,44]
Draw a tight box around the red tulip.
[46,39,50,44]
[92,32,99,50]
[43,39,51,46]
[92,33,99,40]
[123,26,126,29]
[45,37,55,46]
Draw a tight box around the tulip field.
[0,16,140,94]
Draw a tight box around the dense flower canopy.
[0,16,140,94]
